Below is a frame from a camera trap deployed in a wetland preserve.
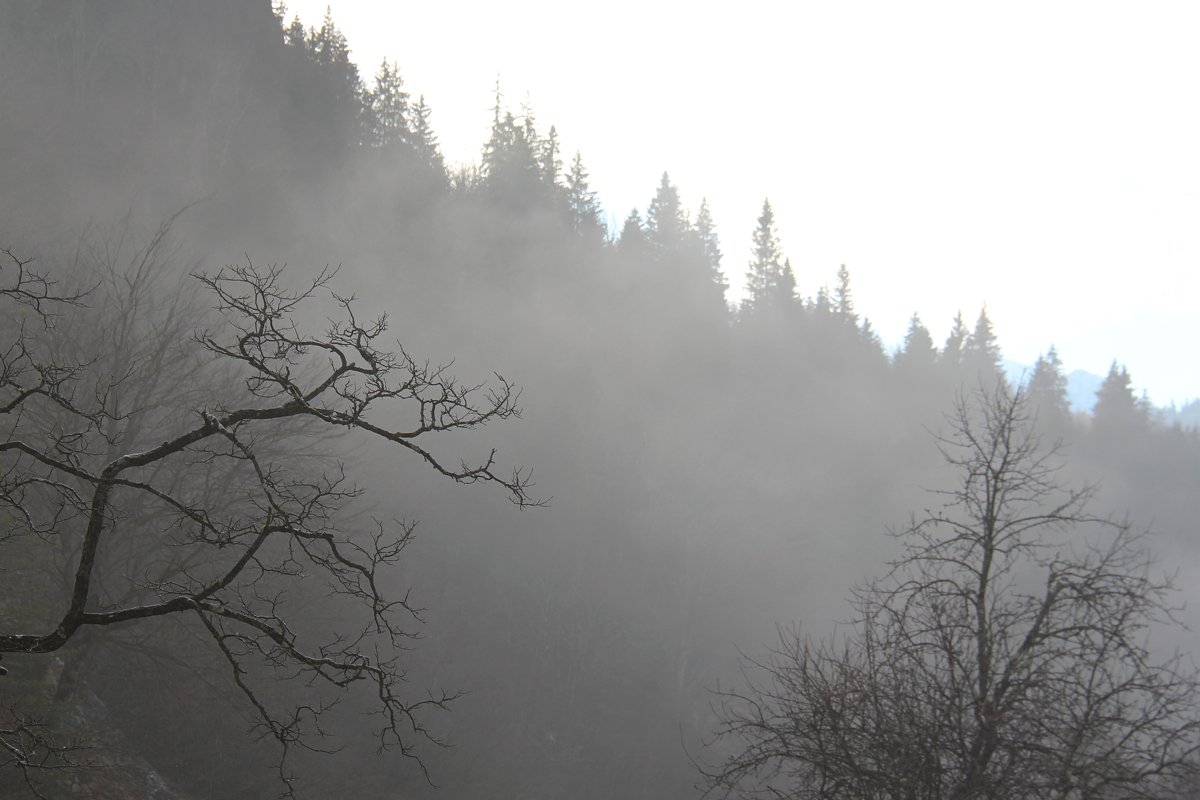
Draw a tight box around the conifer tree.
[566,151,604,240]
[618,209,647,257]
[645,172,689,256]
[489,75,504,131]
[482,109,514,174]
[810,285,832,317]
[286,8,364,150]
[693,199,727,301]
[481,78,509,176]
[483,112,537,188]
[520,99,538,144]
[941,311,969,369]
[1093,362,1146,432]
[481,83,542,196]
[963,307,1005,386]
[364,59,409,148]
[895,313,938,372]
[309,8,359,96]
[1027,346,1070,422]
[520,103,563,188]
[858,318,883,352]
[780,258,798,303]
[833,264,857,323]
[540,125,562,188]
[284,13,307,48]
[743,199,794,316]
[409,95,446,176]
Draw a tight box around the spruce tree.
[693,199,727,301]
[618,209,647,257]
[539,125,562,188]
[963,307,1005,386]
[895,313,938,372]
[743,199,794,316]
[488,75,504,135]
[566,151,604,240]
[364,59,409,148]
[810,285,832,317]
[833,264,856,323]
[290,8,364,150]
[482,110,529,176]
[1027,346,1071,422]
[1093,362,1146,432]
[310,8,349,65]
[309,9,359,91]
[409,95,446,176]
[858,318,884,352]
[482,80,523,181]
[284,14,307,48]
[645,172,689,256]
[941,311,969,369]
[520,99,539,147]
[481,87,541,197]
[779,258,798,304]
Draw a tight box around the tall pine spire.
[1093,362,1147,432]
[895,313,937,372]
[743,199,794,316]
[941,311,969,369]
[694,198,727,302]
[645,172,688,256]
[1027,346,1070,422]
[364,59,409,148]
[410,95,445,176]
[566,151,604,240]
[618,209,647,257]
[963,306,1005,386]
[833,264,856,323]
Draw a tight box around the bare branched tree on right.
[703,386,1199,800]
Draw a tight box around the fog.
[2,4,1198,799]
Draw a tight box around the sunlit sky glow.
[286,1,1200,406]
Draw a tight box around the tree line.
[1,3,1198,798]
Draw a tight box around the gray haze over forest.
[2,4,1199,799]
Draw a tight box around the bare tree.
[703,386,1199,800]
[1,248,539,796]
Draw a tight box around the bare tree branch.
[1,249,540,794]
[0,698,90,800]
[702,385,1200,800]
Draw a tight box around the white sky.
[285,1,1200,406]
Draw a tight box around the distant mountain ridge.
[1004,360,1199,427]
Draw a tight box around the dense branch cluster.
[703,388,1200,800]
[0,253,537,794]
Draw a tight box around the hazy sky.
[286,1,1199,406]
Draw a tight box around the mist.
[2,4,1198,799]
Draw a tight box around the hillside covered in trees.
[2,4,1198,799]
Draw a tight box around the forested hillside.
[2,4,1198,799]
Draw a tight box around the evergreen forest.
[1,4,1199,799]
